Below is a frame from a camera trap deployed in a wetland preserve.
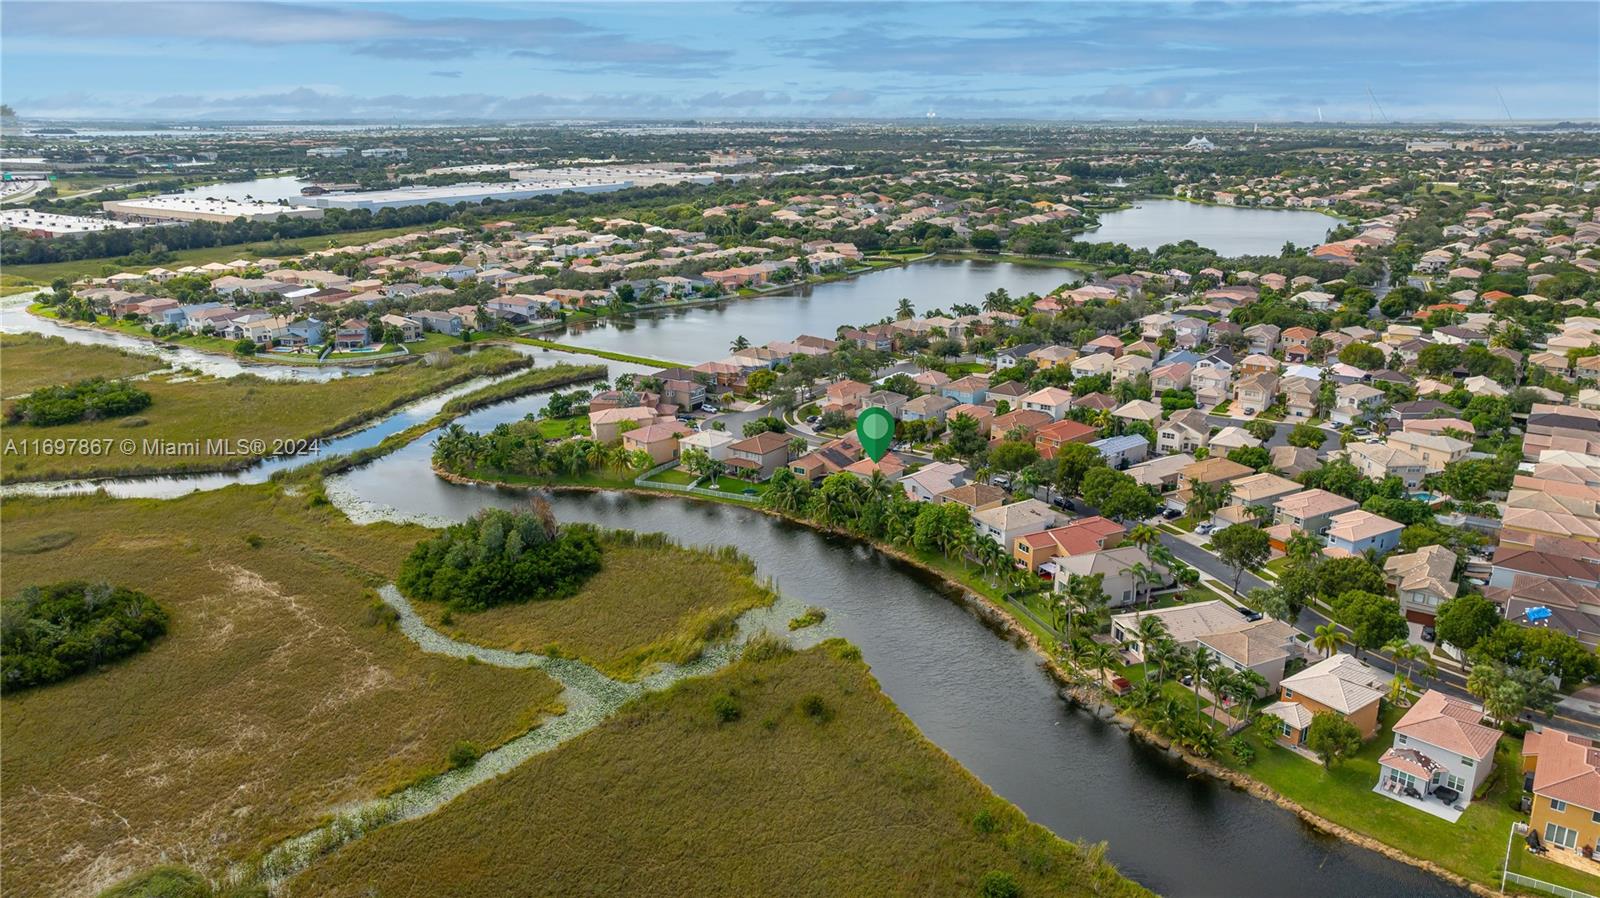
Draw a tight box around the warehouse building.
[101,195,324,223]
[0,208,150,238]
[301,178,634,212]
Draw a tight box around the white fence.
[1504,870,1599,898]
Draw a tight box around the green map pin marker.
[856,406,894,462]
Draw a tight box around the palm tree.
[1126,524,1161,551]
[895,297,915,320]
[730,335,750,352]
[1227,668,1269,723]
[1128,678,1162,710]
[1312,623,1350,658]
[1127,561,1159,608]
[1202,663,1234,730]
[1146,636,1179,684]
[1088,642,1119,692]
[1134,613,1169,661]
[1188,646,1216,724]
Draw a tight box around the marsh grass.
[417,531,776,681]
[1,485,561,897]
[286,644,1152,898]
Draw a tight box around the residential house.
[411,310,463,336]
[1263,653,1387,746]
[822,379,872,415]
[1012,516,1125,572]
[654,367,709,411]
[991,408,1051,444]
[1325,510,1404,557]
[1091,434,1149,468]
[1191,363,1232,409]
[1282,375,1321,420]
[1052,545,1170,608]
[1331,383,1386,426]
[1271,445,1321,478]
[589,406,660,443]
[1274,489,1359,537]
[622,421,692,465]
[1386,431,1471,475]
[1524,728,1600,856]
[1112,400,1162,430]
[1111,600,1264,661]
[972,499,1060,548]
[1199,617,1302,697]
[1230,472,1302,511]
[681,429,738,462]
[902,462,971,502]
[1157,408,1211,455]
[1344,442,1428,489]
[726,431,793,480]
[379,313,423,342]
[1070,353,1116,381]
[1377,690,1499,816]
[1126,453,1195,492]
[1245,323,1281,355]
[1020,387,1075,421]
[1208,426,1261,453]
[1035,419,1099,459]
[333,318,369,351]
[942,374,990,406]
[937,483,1007,514]
[1232,372,1280,417]
[902,393,957,423]
[1385,545,1459,624]
[1151,361,1194,392]
[861,390,908,419]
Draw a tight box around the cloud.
[820,89,874,106]
[1068,86,1215,110]
[429,70,464,79]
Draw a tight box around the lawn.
[1234,707,1600,895]
[3,223,434,287]
[644,467,699,485]
[286,643,1152,898]
[414,534,776,681]
[0,332,162,397]
[0,485,561,898]
[0,345,533,482]
[510,335,678,368]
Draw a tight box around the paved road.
[1157,524,1600,738]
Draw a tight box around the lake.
[1083,199,1343,257]
[179,175,310,203]
[558,258,1084,364]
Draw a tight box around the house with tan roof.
[1377,690,1499,819]
[972,499,1061,548]
[1344,442,1427,489]
[937,482,1007,513]
[1282,375,1320,420]
[1332,383,1386,426]
[1052,546,1169,608]
[1019,387,1074,421]
[1385,545,1459,624]
[1263,653,1387,748]
[589,406,661,443]
[1386,431,1471,474]
[1110,600,1261,661]
[1232,371,1279,417]
[1229,472,1302,510]
[1524,728,1600,855]
[1157,408,1211,455]
[1274,489,1359,537]
[1198,618,1302,696]
[1325,509,1404,557]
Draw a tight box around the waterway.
[1083,199,1343,257]
[556,258,1084,364]
[0,264,1470,897]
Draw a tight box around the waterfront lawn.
[287,643,1152,898]
[0,332,162,396]
[0,485,560,898]
[1236,709,1600,894]
[0,346,531,482]
[414,535,775,681]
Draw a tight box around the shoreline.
[0,360,603,487]
[425,463,1495,897]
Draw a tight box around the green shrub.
[243,534,264,549]
[1229,737,1256,766]
[972,808,999,834]
[978,871,1022,898]
[741,631,793,663]
[788,606,827,630]
[363,601,400,629]
[799,693,832,723]
[2,581,168,693]
[96,865,211,898]
[397,507,602,611]
[710,692,741,723]
[7,377,151,426]
[447,740,482,769]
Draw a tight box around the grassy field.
[4,224,434,287]
[415,533,775,681]
[0,332,163,397]
[437,363,605,417]
[509,336,677,368]
[0,345,533,482]
[287,642,1151,898]
[0,485,561,898]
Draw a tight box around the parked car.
[1421,625,1436,643]
[1162,508,1182,519]
[1195,523,1215,535]
[1235,606,1263,622]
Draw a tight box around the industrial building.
[0,209,150,238]
[300,178,634,212]
[101,195,324,223]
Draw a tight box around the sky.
[3,1,1597,122]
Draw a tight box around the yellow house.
[1525,728,1600,856]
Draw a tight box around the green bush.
[2,581,168,693]
[397,506,602,612]
[710,692,741,723]
[447,740,482,769]
[6,377,151,426]
[972,808,999,834]
[799,693,833,723]
[978,871,1022,898]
